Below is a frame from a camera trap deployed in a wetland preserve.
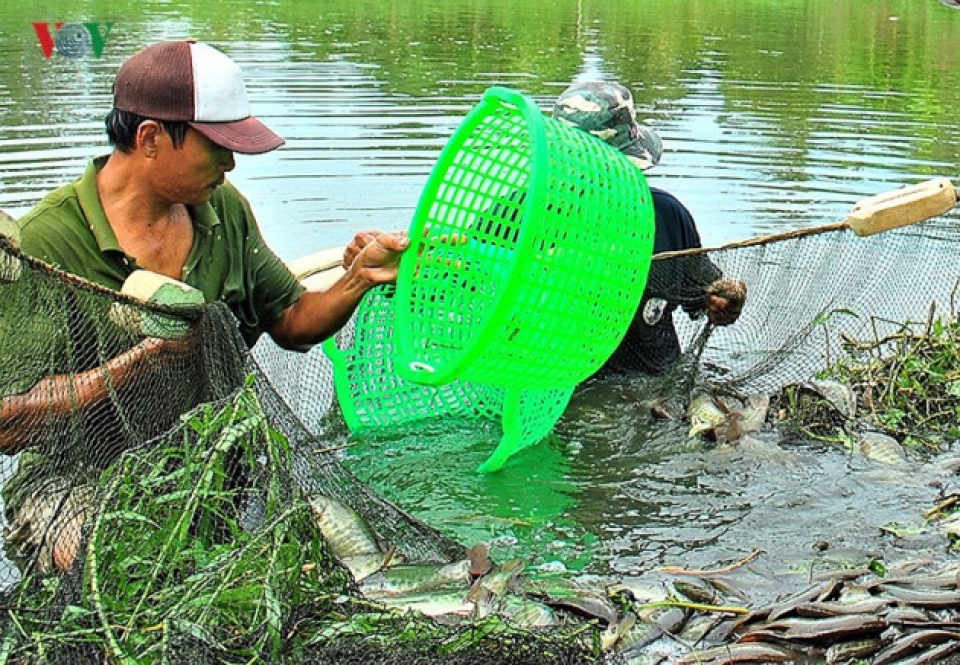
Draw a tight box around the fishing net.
[0,238,606,664]
[659,215,960,395]
[0,180,959,663]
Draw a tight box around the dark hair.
[105,108,189,153]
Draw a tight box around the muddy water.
[345,370,959,605]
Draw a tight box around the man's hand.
[343,230,410,285]
[346,227,471,282]
[705,277,746,326]
[343,231,380,270]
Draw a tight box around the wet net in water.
[0,198,959,662]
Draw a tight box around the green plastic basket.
[394,86,655,389]
[323,87,655,472]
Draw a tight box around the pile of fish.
[308,492,960,664]
[643,564,960,664]
[681,379,914,470]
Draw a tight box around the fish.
[871,629,960,664]
[765,580,844,622]
[341,550,402,583]
[869,565,960,589]
[702,576,752,604]
[539,586,620,625]
[496,595,559,628]
[687,392,731,440]
[678,613,728,649]
[739,614,887,644]
[307,494,385,559]
[900,638,960,664]
[376,589,484,620]
[855,431,908,468]
[720,394,770,442]
[359,559,473,599]
[825,638,885,664]
[870,584,960,609]
[524,574,622,624]
[466,542,494,577]
[687,392,770,443]
[618,606,690,659]
[792,596,893,618]
[673,579,722,605]
[801,379,857,419]
[466,558,525,603]
[606,578,672,604]
[677,642,799,664]
[600,612,637,652]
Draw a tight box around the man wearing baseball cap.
[21,39,408,350]
[8,40,409,573]
[554,80,746,376]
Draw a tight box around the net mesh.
[660,218,960,394]
[0,198,959,662]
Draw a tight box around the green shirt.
[19,156,305,347]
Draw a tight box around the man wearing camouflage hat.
[553,80,746,376]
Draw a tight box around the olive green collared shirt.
[19,156,305,347]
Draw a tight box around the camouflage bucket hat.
[552,81,662,170]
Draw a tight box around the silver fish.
[721,393,770,441]
[360,559,473,599]
[673,579,721,605]
[678,613,726,649]
[872,629,960,664]
[678,642,798,664]
[619,606,690,659]
[496,595,559,628]
[872,584,960,609]
[688,392,770,443]
[802,379,857,419]
[793,596,892,618]
[524,574,623,625]
[687,392,730,439]
[600,612,638,652]
[871,565,960,589]
[467,558,525,602]
[855,431,908,468]
[543,586,620,625]
[605,578,671,604]
[377,590,484,619]
[341,550,403,583]
[825,637,884,664]
[743,613,887,642]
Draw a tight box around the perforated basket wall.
[394,86,656,389]
[323,286,575,473]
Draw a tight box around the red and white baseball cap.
[112,40,285,155]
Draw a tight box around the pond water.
[2,0,960,601]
